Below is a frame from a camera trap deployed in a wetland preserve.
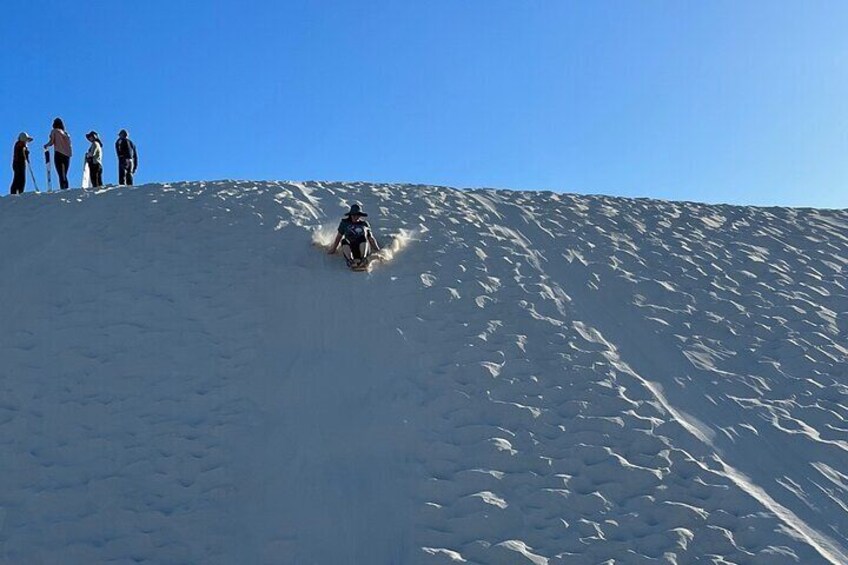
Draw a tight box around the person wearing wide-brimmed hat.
[85,131,103,188]
[10,132,33,195]
[328,203,381,268]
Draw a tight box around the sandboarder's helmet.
[345,203,368,218]
[18,132,33,143]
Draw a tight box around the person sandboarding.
[327,203,381,270]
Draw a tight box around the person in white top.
[85,131,103,188]
[43,117,72,189]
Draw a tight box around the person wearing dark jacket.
[10,132,33,195]
[115,129,137,186]
[43,117,72,189]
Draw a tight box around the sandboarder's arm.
[328,233,343,254]
[367,229,380,252]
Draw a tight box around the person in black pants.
[44,117,72,189]
[115,129,138,185]
[54,152,70,189]
[10,132,33,195]
[85,131,104,188]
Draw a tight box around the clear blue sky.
[2,1,846,207]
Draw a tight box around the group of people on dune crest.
[11,124,379,271]
[10,118,138,194]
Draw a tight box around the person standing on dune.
[115,129,138,186]
[43,117,72,190]
[10,132,33,195]
[85,131,103,188]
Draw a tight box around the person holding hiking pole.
[43,117,72,189]
[10,132,33,195]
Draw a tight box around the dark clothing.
[118,158,134,186]
[116,136,137,185]
[115,138,138,185]
[54,152,70,189]
[337,218,372,245]
[10,162,26,195]
[344,240,370,261]
[10,141,29,195]
[88,161,103,188]
[115,137,137,163]
[13,140,29,165]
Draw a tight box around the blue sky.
[2,1,846,207]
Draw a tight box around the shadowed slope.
[0,181,846,564]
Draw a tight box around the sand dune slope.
[0,181,846,564]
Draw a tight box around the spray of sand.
[312,224,418,264]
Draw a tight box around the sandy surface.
[1,181,846,564]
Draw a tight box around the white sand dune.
[0,180,846,564]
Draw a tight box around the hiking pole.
[44,149,53,192]
[27,160,40,193]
